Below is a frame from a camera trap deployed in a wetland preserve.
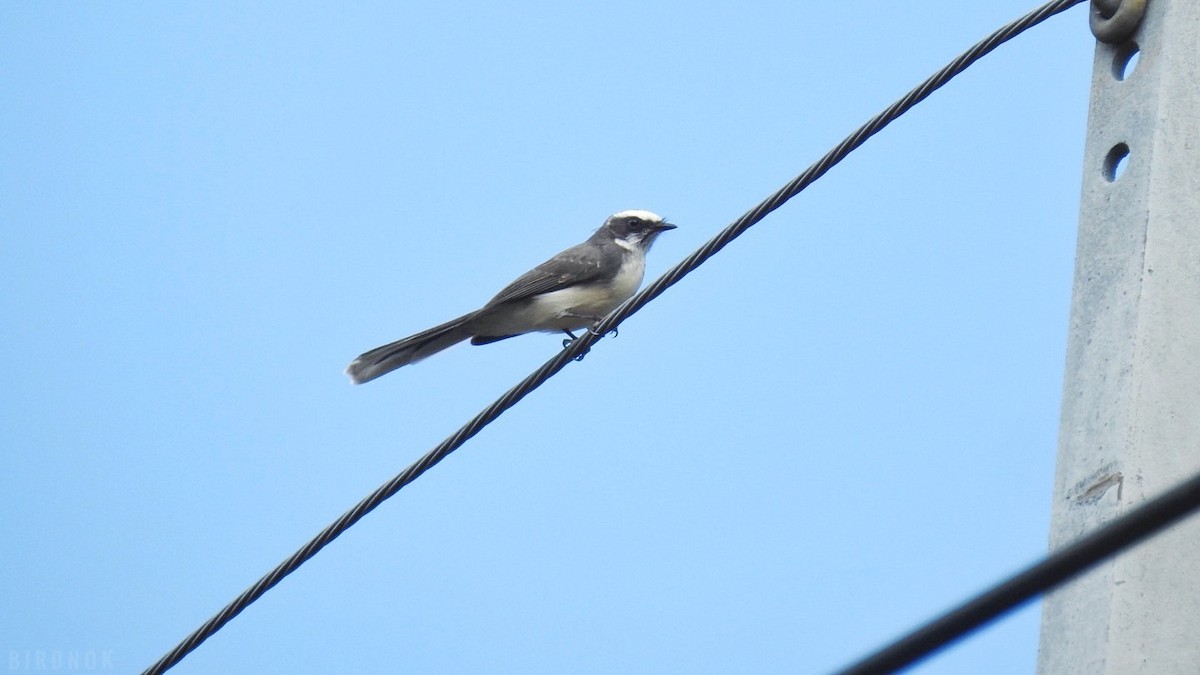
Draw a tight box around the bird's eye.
[628,218,643,229]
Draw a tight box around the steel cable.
[142,1,1088,672]
[833,470,1200,674]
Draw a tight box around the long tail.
[346,313,477,384]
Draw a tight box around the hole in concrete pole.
[1112,42,1140,81]
[1103,143,1130,181]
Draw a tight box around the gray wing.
[482,242,610,308]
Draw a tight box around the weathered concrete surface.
[1038,1,1200,673]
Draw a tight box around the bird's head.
[600,209,677,252]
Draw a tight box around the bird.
[346,209,676,384]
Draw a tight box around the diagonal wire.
[832,469,1200,675]
[141,1,1087,672]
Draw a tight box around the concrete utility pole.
[1038,0,1200,673]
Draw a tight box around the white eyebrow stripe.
[611,209,663,222]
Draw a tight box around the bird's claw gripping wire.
[561,322,616,359]
[588,324,618,339]
[561,330,590,360]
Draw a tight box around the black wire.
[141,1,1088,673]
[832,470,1200,675]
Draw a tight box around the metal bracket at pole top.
[1091,0,1148,44]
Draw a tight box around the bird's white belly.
[527,255,645,331]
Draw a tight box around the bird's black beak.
[656,221,677,231]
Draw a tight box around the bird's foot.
[560,330,591,361]
[587,324,618,338]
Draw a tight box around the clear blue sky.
[2,2,1096,673]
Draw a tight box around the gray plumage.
[346,210,675,384]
